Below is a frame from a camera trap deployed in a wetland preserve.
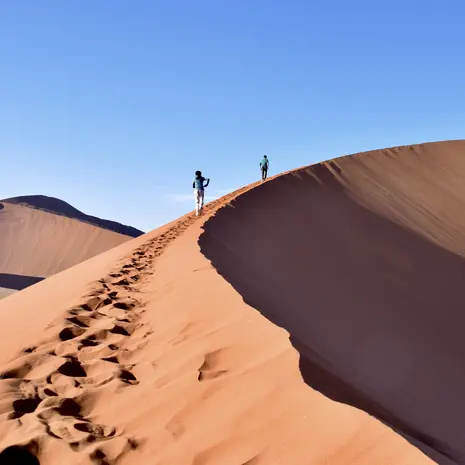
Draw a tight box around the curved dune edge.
[200,140,465,465]
[0,168,434,464]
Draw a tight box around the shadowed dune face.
[200,140,465,465]
[0,274,44,291]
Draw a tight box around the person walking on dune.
[260,155,269,181]
[193,170,210,216]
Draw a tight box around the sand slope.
[0,197,142,293]
[0,159,437,465]
[201,140,465,465]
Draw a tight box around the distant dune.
[1,142,462,465]
[2,195,143,238]
[0,195,143,294]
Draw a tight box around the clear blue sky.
[1,1,464,232]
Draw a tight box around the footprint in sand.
[0,357,34,380]
[0,444,40,465]
[0,233,188,459]
[10,396,42,419]
[119,369,138,385]
[59,326,86,342]
[58,359,87,378]
[48,417,118,443]
[197,350,229,382]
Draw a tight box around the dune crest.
[201,140,465,464]
[0,144,450,464]
[2,195,143,238]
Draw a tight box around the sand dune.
[0,288,15,300]
[0,142,458,465]
[201,140,465,464]
[2,196,143,238]
[0,196,143,295]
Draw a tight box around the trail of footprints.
[0,216,199,464]
[0,268,150,462]
[0,192,254,463]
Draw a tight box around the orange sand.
[1,142,458,464]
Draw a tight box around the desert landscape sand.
[0,196,143,295]
[0,288,15,300]
[1,141,463,465]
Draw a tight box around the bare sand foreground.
[1,142,458,465]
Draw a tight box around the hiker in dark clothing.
[193,170,210,216]
[260,155,269,181]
